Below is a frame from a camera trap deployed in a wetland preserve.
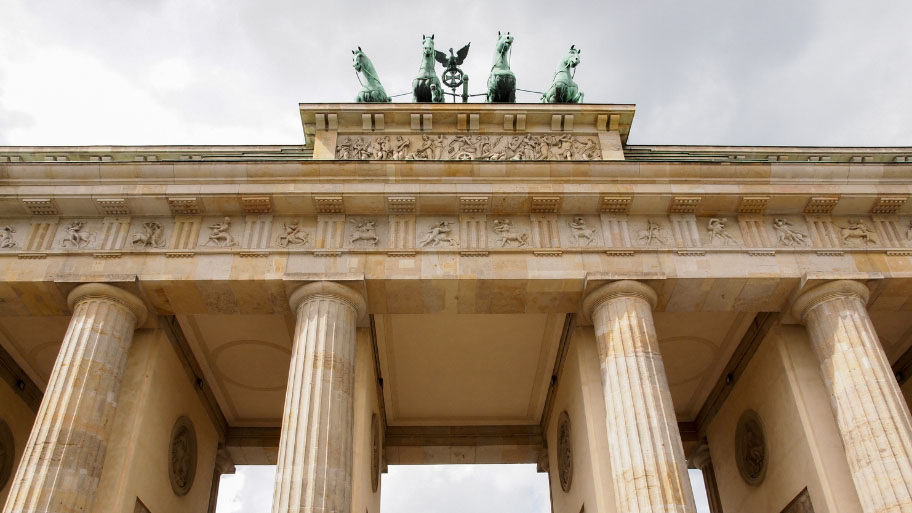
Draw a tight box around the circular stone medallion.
[557,411,573,492]
[735,409,768,486]
[169,416,198,496]
[0,419,14,491]
[371,413,381,493]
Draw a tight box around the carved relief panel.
[735,409,767,486]
[128,218,170,250]
[490,217,531,248]
[769,216,811,247]
[168,416,197,496]
[831,216,879,247]
[563,215,602,247]
[55,219,101,250]
[557,411,573,492]
[700,217,742,246]
[336,134,602,161]
[345,217,386,248]
[198,216,240,248]
[273,217,315,249]
[416,218,459,249]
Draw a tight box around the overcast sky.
[1,0,907,511]
[1,0,910,147]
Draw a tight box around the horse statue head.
[412,34,444,102]
[486,31,516,103]
[352,47,390,103]
[421,34,435,62]
[492,31,514,69]
[542,45,584,104]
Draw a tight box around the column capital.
[791,279,870,323]
[288,281,367,321]
[582,280,657,322]
[215,447,236,476]
[688,444,711,470]
[67,283,147,325]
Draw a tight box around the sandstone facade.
[0,103,910,513]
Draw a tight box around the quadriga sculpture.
[486,31,516,103]
[542,45,584,104]
[412,34,445,103]
[352,47,390,103]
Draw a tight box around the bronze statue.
[436,42,471,102]
[486,32,516,103]
[412,34,445,103]
[352,47,391,103]
[542,45,584,103]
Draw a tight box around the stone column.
[792,280,912,513]
[689,445,723,513]
[207,447,236,513]
[272,282,366,513]
[3,283,146,513]
[583,280,696,513]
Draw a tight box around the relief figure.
[350,219,379,246]
[205,217,238,247]
[638,219,667,246]
[132,221,165,248]
[707,218,737,245]
[839,218,877,245]
[568,217,596,246]
[493,219,529,247]
[773,218,809,246]
[418,221,458,247]
[277,220,309,248]
[60,221,95,248]
[0,226,16,248]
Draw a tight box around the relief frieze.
[0,213,908,257]
[336,133,602,161]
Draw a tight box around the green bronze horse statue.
[412,34,444,103]
[542,45,584,104]
[352,47,390,103]
[486,31,516,103]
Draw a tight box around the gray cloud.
[1,0,910,146]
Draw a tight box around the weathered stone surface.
[584,280,696,513]
[2,283,145,513]
[271,281,366,513]
[793,280,912,513]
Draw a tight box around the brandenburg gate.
[0,100,911,513]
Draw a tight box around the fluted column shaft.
[584,280,696,513]
[3,283,146,513]
[793,280,912,513]
[272,282,366,513]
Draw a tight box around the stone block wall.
[706,324,861,513]
[352,329,383,513]
[546,327,616,513]
[92,328,220,513]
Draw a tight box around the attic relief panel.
[335,133,602,161]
